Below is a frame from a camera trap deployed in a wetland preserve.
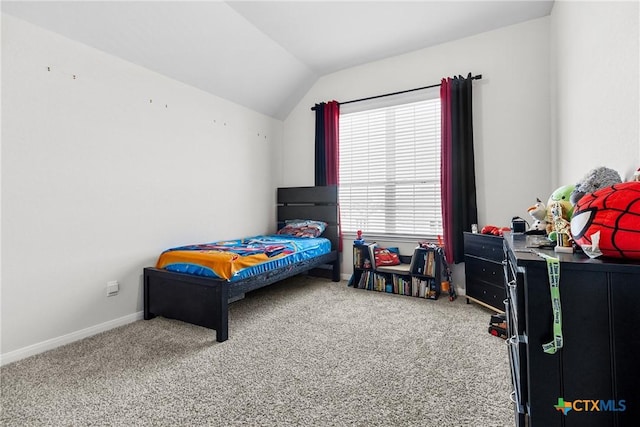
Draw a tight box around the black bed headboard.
[277,186,339,251]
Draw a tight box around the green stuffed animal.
[545,184,575,241]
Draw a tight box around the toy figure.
[544,184,575,239]
[527,198,547,232]
[354,230,365,245]
[550,201,573,253]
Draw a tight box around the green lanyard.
[537,253,563,354]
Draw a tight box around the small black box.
[511,217,527,233]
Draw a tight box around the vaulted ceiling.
[2,1,554,120]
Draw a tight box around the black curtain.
[314,102,327,186]
[450,74,478,263]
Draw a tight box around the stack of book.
[409,249,436,276]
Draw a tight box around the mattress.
[155,235,331,282]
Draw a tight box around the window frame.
[338,88,443,241]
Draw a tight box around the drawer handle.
[506,335,519,346]
[509,390,517,404]
[508,280,517,289]
[502,260,508,266]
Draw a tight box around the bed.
[143,186,340,342]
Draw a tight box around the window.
[339,92,442,239]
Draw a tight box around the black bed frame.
[143,186,340,342]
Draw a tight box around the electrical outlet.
[106,280,119,297]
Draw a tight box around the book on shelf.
[410,247,437,277]
[357,270,371,289]
[353,242,377,269]
[368,242,378,270]
[426,251,435,277]
[411,277,419,297]
[374,272,386,292]
[419,279,427,298]
[392,274,409,295]
[410,247,428,275]
[424,251,429,276]
[427,280,438,299]
[404,278,411,296]
[407,277,437,299]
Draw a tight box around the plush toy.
[633,168,640,182]
[527,198,547,232]
[570,182,640,259]
[544,184,575,238]
[480,225,511,236]
[570,166,622,205]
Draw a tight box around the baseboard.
[0,311,144,366]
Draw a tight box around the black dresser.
[463,232,505,312]
[503,232,640,427]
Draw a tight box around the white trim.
[0,311,143,366]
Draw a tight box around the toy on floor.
[488,313,507,339]
[440,249,457,301]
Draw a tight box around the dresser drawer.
[463,232,504,262]
[465,256,503,285]
[466,277,505,310]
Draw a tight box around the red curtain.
[314,100,342,251]
[440,79,454,264]
[324,101,340,185]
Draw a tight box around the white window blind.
[339,96,442,238]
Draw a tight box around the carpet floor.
[1,276,513,426]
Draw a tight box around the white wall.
[5,2,637,362]
[283,17,552,277]
[550,0,639,185]
[1,14,283,361]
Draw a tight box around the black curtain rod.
[311,74,482,111]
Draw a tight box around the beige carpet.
[1,275,513,426]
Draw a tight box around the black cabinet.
[464,232,505,312]
[503,232,640,426]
